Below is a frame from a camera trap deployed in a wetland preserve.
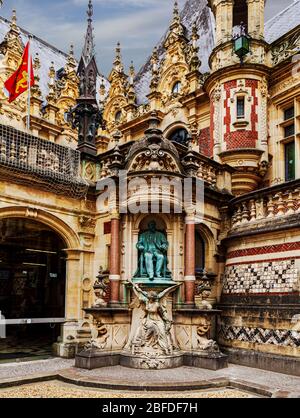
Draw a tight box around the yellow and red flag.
[4,41,34,103]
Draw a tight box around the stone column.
[53,248,82,358]
[184,214,196,305]
[109,211,121,305]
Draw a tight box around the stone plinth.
[75,350,120,370]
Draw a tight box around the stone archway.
[0,206,83,359]
[0,206,80,249]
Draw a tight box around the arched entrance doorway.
[0,218,67,361]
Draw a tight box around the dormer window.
[172,81,181,95]
[115,110,122,122]
[169,128,188,145]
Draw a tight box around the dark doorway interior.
[0,218,66,361]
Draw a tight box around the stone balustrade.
[231,180,300,230]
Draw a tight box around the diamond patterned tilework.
[219,325,300,348]
[223,260,298,294]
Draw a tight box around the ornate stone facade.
[0,0,299,374]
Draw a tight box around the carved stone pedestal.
[75,285,228,371]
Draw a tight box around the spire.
[82,0,95,65]
[68,0,103,157]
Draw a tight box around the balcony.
[0,124,88,198]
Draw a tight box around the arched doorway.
[0,218,67,361]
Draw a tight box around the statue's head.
[148,221,157,232]
[197,317,210,336]
[148,291,158,301]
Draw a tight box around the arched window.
[169,128,189,145]
[115,110,122,122]
[233,0,248,35]
[172,81,181,95]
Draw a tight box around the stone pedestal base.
[75,350,228,371]
[75,350,120,370]
[120,352,183,370]
[52,342,76,359]
[184,351,228,371]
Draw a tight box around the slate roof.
[265,0,300,43]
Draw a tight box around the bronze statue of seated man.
[135,221,171,281]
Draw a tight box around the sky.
[0,0,295,76]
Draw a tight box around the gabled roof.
[265,0,300,44]
[134,0,215,105]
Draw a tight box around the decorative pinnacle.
[10,9,19,32]
[67,43,77,69]
[129,61,135,85]
[169,0,183,36]
[33,53,40,71]
[49,61,56,83]
[69,43,74,57]
[192,21,199,48]
[87,0,93,20]
[151,47,159,73]
[113,42,124,72]
[171,0,180,25]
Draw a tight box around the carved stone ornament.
[124,280,181,357]
[196,316,220,352]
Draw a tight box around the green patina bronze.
[135,221,172,281]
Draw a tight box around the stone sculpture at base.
[124,278,180,358]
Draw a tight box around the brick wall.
[199,127,212,157]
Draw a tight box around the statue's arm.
[130,280,148,303]
[136,234,145,251]
[158,284,181,301]
[159,233,169,251]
